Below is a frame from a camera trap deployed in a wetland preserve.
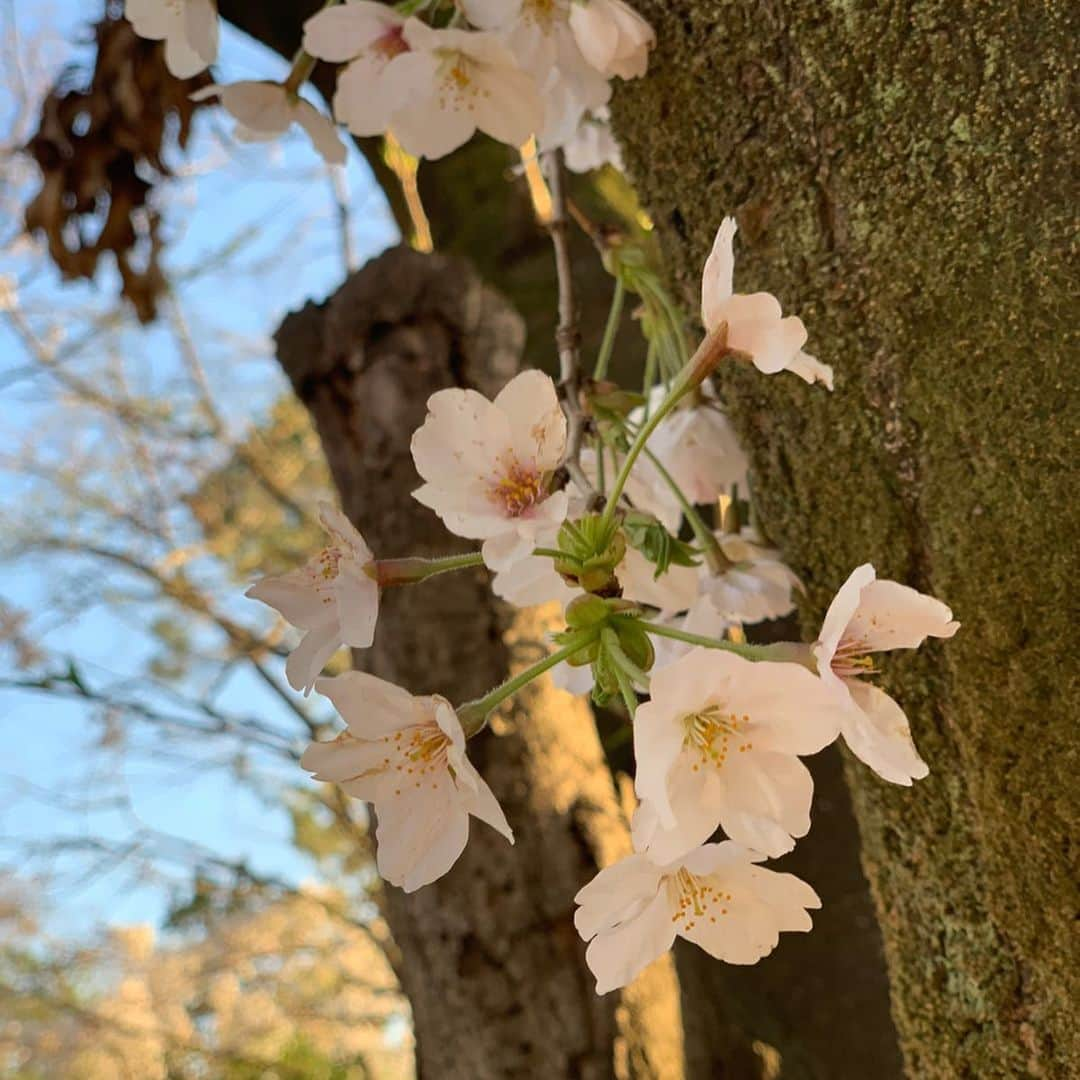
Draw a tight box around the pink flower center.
[681,704,753,771]
[668,868,732,930]
[831,637,877,680]
[489,459,545,518]
[374,26,409,61]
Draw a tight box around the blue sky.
[0,1,398,935]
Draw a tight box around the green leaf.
[622,511,701,577]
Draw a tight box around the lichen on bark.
[611,2,1077,1075]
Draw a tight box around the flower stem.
[602,628,651,691]
[597,327,730,536]
[593,278,626,381]
[456,629,599,736]
[371,551,485,587]
[634,619,802,664]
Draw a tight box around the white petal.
[716,751,814,858]
[787,349,834,389]
[303,2,403,62]
[314,672,423,736]
[584,889,675,994]
[619,546,699,616]
[286,622,341,695]
[633,702,695,828]
[848,579,960,653]
[184,0,218,68]
[574,853,665,937]
[842,681,929,785]
[814,563,877,670]
[701,217,737,328]
[376,787,470,891]
[292,98,347,165]
[333,55,406,135]
[635,763,724,865]
[218,82,291,135]
[493,370,566,471]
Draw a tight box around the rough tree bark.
[609,3,1077,1076]
[273,247,683,1079]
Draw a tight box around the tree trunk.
[273,247,683,1078]
[610,3,1077,1076]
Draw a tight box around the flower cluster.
[125,0,653,167]
[246,214,959,993]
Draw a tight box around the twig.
[544,149,599,506]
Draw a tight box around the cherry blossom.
[812,564,959,784]
[245,504,378,695]
[302,1,412,137]
[491,526,578,608]
[633,648,839,862]
[126,0,218,79]
[563,107,624,172]
[701,217,833,387]
[568,0,655,81]
[190,82,346,165]
[383,21,545,160]
[575,841,820,993]
[640,384,749,506]
[579,445,682,533]
[411,370,569,572]
[618,530,800,625]
[303,673,513,891]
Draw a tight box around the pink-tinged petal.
[301,734,394,802]
[619,546,699,616]
[125,0,175,38]
[746,865,822,930]
[286,622,341,695]
[334,563,379,648]
[333,54,405,135]
[716,751,814,858]
[848,579,960,653]
[787,349,834,389]
[459,0,522,30]
[679,839,766,876]
[376,787,470,891]
[633,703,694,828]
[458,772,514,843]
[165,31,210,79]
[318,503,373,561]
[313,672,421,736]
[814,563,876,671]
[494,370,566,469]
[184,0,218,67]
[411,387,509,487]
[473,64,544,148]
[218,82,291,135]
[635,763,724,865]
[292,98,347,165]
[701,217,737,328]
[584,889,676,994]
[574,853,665,937]
[743,313,809,376]
[245,570,334,630]
[492,548,577,608]
[842,681,929,785]
[481,530,535,573]
[303,2,403,63]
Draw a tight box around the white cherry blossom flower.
[642,385,750,506]
[813,564,959,784]
[633,648,839,862]
[303,673,513,891]
[126,0,218,79]
[563,107,624,172]
[619,530,800,625]
[384,22,545,160]
[190,82,346,165]
[491,526,578,608]
[702,530,801,623]
[303,1,412,137]
[411,370,569,572]
[568,0,655,80]
[649,598,734,670]
[574,841,820,993]
[245,504,378,694]
[701,217,832,387]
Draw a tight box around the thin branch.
[544,149,598,506]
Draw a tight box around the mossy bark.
[610,2,1077,1075]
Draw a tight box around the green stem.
[593,278,626,380]
[602,628,651,691]
[532,546,569,561]
[372,551,485,587]
[597,327,731,536]
[634,619,803,664]
[456,629,599,736]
